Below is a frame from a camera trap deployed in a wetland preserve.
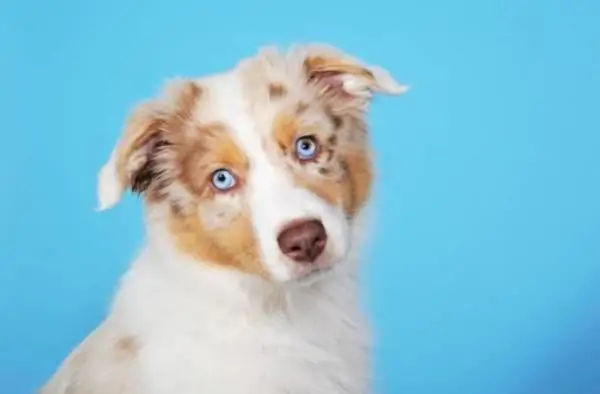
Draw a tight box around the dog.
[40,43,407,394]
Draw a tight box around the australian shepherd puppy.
[40,43,407,394]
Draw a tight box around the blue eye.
[211,169,237,191]
[295,136,319,161]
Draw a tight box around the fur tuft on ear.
[97,150,124,211]
[95,102,167,211]
[363,65,409,95]
[298,44,408,106]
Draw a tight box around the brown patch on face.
[271,110,347,208]
[178,123,248,198]
[271,107,373,218]
[112,82,264,276]
[292,149,372,218]
[296,175,344,206]
[268,82,287,99]
[165,124,264,276]
[340,149,373,217]
[272,113,299,153]
[115,336,139,359]
[168,206,265,277]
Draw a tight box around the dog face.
[97,44,406,283]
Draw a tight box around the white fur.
[41,45,405,394]
[40,206,371,394]
[96,149,123,211]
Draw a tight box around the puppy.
[40,43,407,394]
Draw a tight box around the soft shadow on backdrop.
[1,0,599,393]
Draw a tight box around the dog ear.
[300,44,408,110]
[96,102,169,211]
[96,79,201,211]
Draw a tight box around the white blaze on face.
[199,72,351,282]
[247,161,351,281]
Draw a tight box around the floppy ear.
[96,102,170,211]
[96,79,201,211]
[301,44,408,109]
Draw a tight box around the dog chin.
[296,266,336,285]
[285,260,343,287]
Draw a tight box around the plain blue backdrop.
[1,0,599,393]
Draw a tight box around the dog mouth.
[292,265,336,286]
[291,240,353,286]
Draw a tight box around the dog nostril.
[277,219,328,264]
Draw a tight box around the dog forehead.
[195,72,269,136]
[190,65,300,165]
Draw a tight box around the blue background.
[1,0,599,393]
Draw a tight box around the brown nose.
[277,219,328,264]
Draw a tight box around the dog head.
[97,44,407,283]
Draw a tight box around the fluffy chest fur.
[120,229,370,394]
[43,244,371,394]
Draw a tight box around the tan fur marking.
[295,175,344,207]
[116,85,263,275]
[341,149,373,217]
[168,208,265,277]
[179,123,248,198]
[268,82,287,99]
[168,125,263,276]
[294,149,372,217]
[304,55,375,81]
[272,113,299,153]
[271,108,372,217]
[115,336,139,359]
